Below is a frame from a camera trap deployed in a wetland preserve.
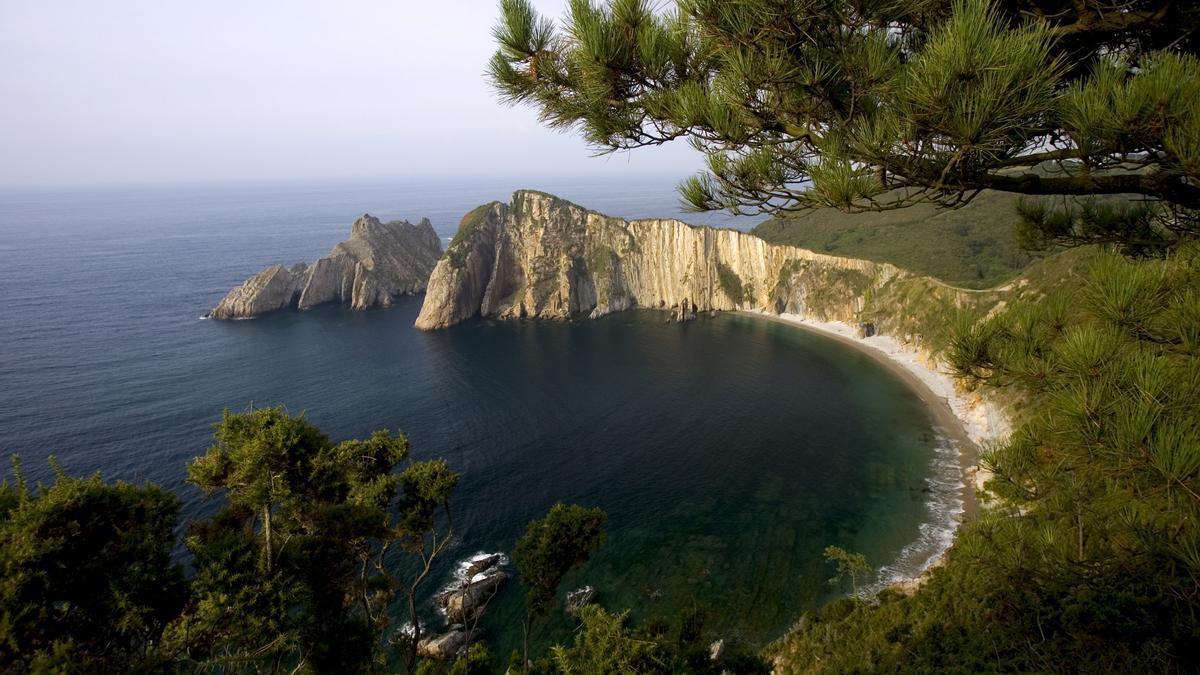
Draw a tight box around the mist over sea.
[0,176,956,652]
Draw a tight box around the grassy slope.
[752,190,1044,289]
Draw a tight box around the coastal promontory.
[209,214,442,319]
[415,190,912,331]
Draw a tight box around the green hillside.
[751,190,1044,289]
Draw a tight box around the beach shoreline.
[738,310,1011,587]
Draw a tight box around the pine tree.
[513,502,607,668]
[0,458,185,672]
[490,0,1200,250]
[177,407,459,673]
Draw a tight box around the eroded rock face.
[209,214,442,319]
[415,190,903,330]
[416,627,480,660]
[440,570,509,624]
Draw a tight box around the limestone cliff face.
[210,214,442,319]
[416,190,911,330]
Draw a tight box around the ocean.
[0,176,959,655]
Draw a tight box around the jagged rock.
[209,214,441,319]
[206,263,310,320]
[565,586,597,615]
[416,627,480,660]
[416,190,903,330]
[441,570,508,623]
[463,553,503,579]
[858,322,877,338]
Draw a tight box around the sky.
[0,0,701,187]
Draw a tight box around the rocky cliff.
[210,214,442,319]
[415,189,1015,453]
[415,190,987,335]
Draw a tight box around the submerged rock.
[209,214,442,319]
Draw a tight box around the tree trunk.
[1078,513,1085,561]
[522,614,531,672]
[405,590,420,673]
[263,503,273,573]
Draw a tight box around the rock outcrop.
[416,190,907,330]
[565,586,597,615]
[209,214,442,319]
[440,570,508,623]
[416,627,480,660]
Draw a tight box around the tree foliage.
[823,545,870,596]
[175,407,459,673]
[513,502,607,666]
[514,605,770,674]
[774,244,1200,672]
[0,458,185,673]
[491,0,1200,249]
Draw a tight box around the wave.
[864,426,965,595]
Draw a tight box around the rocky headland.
[416,191,1018,433]
[415,189,1019,586]
[415,190,910,330]
[414,193,1019,449]
[209,214,442,319]
[415,190,1015,445]
[414,191,1014,442]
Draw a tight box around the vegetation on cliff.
[715,262,746,306]
[753,190,1043,289]
[448,204,497,269]
[770,245,1200,672]
[513,502,607,666]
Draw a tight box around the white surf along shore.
[746,310,1012,592]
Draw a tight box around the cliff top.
[509,189,749,236]
[351,213,437,239]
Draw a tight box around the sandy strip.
[738,310,1012,585]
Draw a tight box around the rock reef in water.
[416,627,480,660]
[209,214,442,319]
[415,190,907,331]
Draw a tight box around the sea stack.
[209,214,442,319]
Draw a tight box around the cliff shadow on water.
[404,306,962,659]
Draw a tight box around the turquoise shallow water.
[0,178,955,656]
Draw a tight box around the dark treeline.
[0,409,769,674]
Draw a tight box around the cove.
[0,179,959,660]
[1,292,957,656]
[251,298,954,656]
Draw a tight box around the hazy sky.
[0,0,700,186]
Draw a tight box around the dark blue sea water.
[0,176,957,655]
